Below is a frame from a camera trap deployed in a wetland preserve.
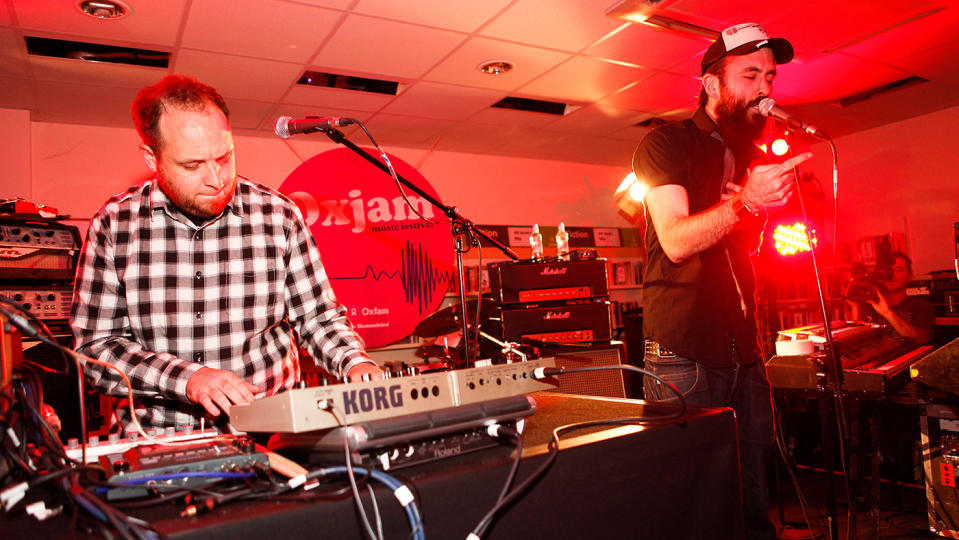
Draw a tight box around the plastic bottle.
[530,224,543,260]
[556,222,570,261]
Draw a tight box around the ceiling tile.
[584,23,708,72]
[424,37,571,92]
[600,71,700,113]
[313,14,467,80]
[360,113,455,145]
[28,55,166,88]
[33,81,139,126]
[666,0,783,28]
[182,0,340,63]
[888,40,959,80]
[775,53,912,103]
[430,121,523,154]
[276,0,354,9]
[609,122,654,142]
[0,76,37,111]
[0,27,29,77]
[174,49,302,101]
[380,82,504,120]
[838,6,959,64]
[764,0,939,56]
[485,126,636,166]
[543,103,655,136]
[519,56,648,103]
[219,98,274,131]
[352,0,512,33]
[11,0,190,48]
[479,0,623,52]
[0,1,13,26]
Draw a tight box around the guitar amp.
[488,259,608,305]
[0,218,81,282]
[485,301,613,345]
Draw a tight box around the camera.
[843,261,893,303]
[844,280,879,302]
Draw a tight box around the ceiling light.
[478,60,513,76]
[604,0,678,24]
[77,0,131,20]
[605,0,718,40]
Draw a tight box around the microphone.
[756,98,827,139]
[274,116,355,139]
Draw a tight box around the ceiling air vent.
[297,71,399,96]
[25,36,168,68]
[491,97,574,115]
[838,76,928,108]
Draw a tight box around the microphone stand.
[790,134,851,540]
[321,128,519,364]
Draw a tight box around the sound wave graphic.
[400,240,451,314]
[332,265,402,282]
[329,241,452,315]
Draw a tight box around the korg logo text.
[342,385,404,415]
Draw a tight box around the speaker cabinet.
[547,341,627,399]
[921,401,959,537]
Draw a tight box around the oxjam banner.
[280,148,453,348]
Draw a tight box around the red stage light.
[774,222,816,256]
[770,138,790,156]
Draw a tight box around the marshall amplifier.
[0,218,81,282]
[488,259,608,305]
[485,300,612,345]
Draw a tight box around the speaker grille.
[549,343,626,399]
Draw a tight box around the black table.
[7,392,744,539]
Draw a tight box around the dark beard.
[714,95,766,150]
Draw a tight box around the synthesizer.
[768,321,933,396]
[230,357,556,433]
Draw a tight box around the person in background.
[847,250,934,344]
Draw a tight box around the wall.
[9,103,959,276]
[829,104,959,275]
[0,108,32,202]
[15,117,631,240]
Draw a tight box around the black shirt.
[859,294,936,344]
[633,107,765,367]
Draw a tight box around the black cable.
[537,364,687,419]
[468,366,688,538]
[353,121,434,226]
[772,404,827,536]
[473,237,484,360]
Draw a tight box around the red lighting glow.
[770,138,790,156]
[774,222,817,256]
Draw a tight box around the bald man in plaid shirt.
[71,75,382,431]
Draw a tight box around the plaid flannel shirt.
[71,177,371,430]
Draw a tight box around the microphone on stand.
[756,98,828,140]
[274,116,355,139]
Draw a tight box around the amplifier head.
[0,218,81,282]
[488,259,608,305]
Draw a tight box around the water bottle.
[556,222,570,261]
[530,224,543,260]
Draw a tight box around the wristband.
[730,194,759,220]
